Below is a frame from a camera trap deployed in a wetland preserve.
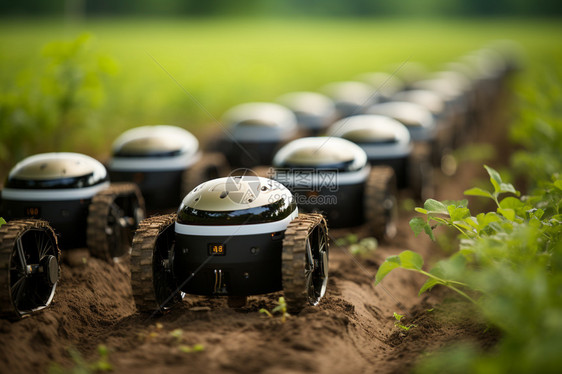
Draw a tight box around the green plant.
[49,344,112,374]
[393,312,416,331]
[335,234,378,256]
[0,33,116,168]
[334,233,358,247]
[90,345,112,372]
[138,327,202,354]
[0,217,5,227]
[170,328,184,342]
[178,344,205,354]
[376,165,562,373]
[510,61,562,184]
[259,296,290,323]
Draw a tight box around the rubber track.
[0,219,60,320]
[364,166,397,241]
[130,213,176,313]
[87,182,144,262]
[182,152,230,196]
[282,213,327,314]
[409,144,434,201]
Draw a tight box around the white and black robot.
[212,103,299,169]
[131,175,329,314]
[269,137,398,241]
[108,125,229,213]
[0,152,144,261]
[327,114,432,200]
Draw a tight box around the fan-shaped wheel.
[0,219,61,320]
[87,183,145,262]
[282,213,329,314]
[130,213,184,314]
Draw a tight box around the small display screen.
[208,243,226,256]
[25,207,41,217]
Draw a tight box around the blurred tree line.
[1,0,561,17]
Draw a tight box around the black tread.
[282,213,328,314]
[0,219,60,320]
[87,182,145,262]
[130,213,179,313]
[409,145,434,201]
[364,166,398,241]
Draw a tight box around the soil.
[0,97,512,374]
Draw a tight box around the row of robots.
[0,43,520,319]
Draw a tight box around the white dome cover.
[367,101,437,141]
[8,152,106,181]
[322,81,375,106]
[109,125,200,171]
[356,72,404,98]
[222,102,298,142]
[327,115,412,159]
[277,91,337,130]
[393,89,445,116]
[112,125,199,156]
[273,137,367,170]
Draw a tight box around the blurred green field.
[0,17,561,163]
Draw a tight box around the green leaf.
[349,243,363,255]
[424,199,448,214]
[464,187,493,199]
[499,182,519,196]
[529,208,544,220]
[476,212,501,229]
[484,165,502,194]
[334,238,348,247]
[192,344,205,352]
[409,217,428,237]
[399,250,424,270]
[259,308,272,317]
[0,217,5,227]
[393,312,404,321]
[464,216,480,230]
[359,237,378,251]
[345,233,358,244]
[375,259,400,285]
[499,196,524,210]
[419,277,441,294]
[497,208,515,221]
[424,223,436,241]
[415,207,428,214]
[448,205,471,222]
[170,329,183,340]
[97,344,109,357]
[554,180,562,191]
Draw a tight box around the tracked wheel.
[0,220,61,320]
[364,166,398,241]
[409,144,434,201]
[130,214,184,314]
[282,213,329,314]
[87,183,145,262]
[182,152,230,196]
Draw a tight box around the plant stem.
[418,270,478,304]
